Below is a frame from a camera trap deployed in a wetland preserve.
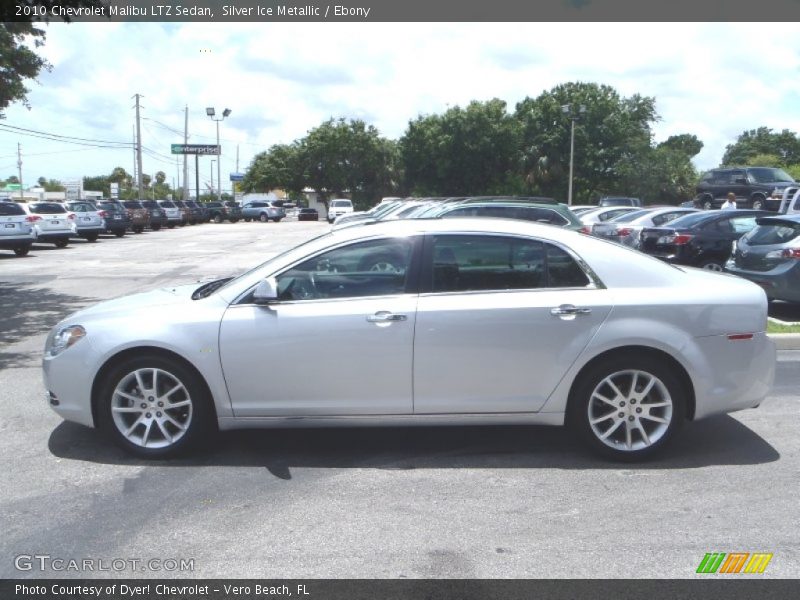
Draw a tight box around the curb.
[767,333,800,351]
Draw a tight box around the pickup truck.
[241,201,286,223]
[206,201,241,223]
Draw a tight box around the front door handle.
[550,304,592,316]
[367,311,408,323]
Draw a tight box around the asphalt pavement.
[1,221,798,579]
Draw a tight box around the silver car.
[24,202,76,247]
[66,201,106,242]
[592,207,698,248]
[43,219,774,460]
[0,201,36,256]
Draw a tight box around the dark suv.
[205,201,241,223]
[695,167,796,211]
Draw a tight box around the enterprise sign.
[171,144,220,155]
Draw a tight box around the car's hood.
[65,283,201,322]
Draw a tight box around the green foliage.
[83,166,174,200]
[0,2,106,117]
[514,82,658,202]
[658,134,703,158]
[400,99,520,196]
[243,143,306,195]
[36,176,64,191]
[722,127,800,166]
[616,146,698,204]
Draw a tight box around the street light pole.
[210,160,216,198]
[561,103,586,206]
[206,107,231,202]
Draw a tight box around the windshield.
[0,203,25,216]
[663,212,716,229]
[332,200,352,207]
[749,168,794,184]
[609,209,650,222]
[31,203,67,214]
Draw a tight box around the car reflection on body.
[43,218,774,460]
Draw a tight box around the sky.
[2,21,800,194]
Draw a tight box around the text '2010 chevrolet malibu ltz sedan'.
[43,218,775,461]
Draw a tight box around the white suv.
[327,198,353,223]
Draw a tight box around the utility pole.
[133,93,144,199]
[234,144,240,202]
[182,105,189,200]
[17,143,23,200]
[131,126,137,193]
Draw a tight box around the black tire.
[213,214,223,224]
[244,218,252,223]
[13,246,30,257]
[152,224,162,231]
[133,226,144,234]
[86,233,99,242]
[229,219,239,224]
[259,213,268,223]
[698,259,724,272]
[114,230,125,238]
[751,196,764,210]
[568,354,686,461]
[54,238,69,248]
[703,198,713,210]
[97,355,216,459]
[167,224,175,229]
[272,218,283,223]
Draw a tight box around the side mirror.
[253,277,279,304]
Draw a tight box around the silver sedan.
[43,219,775,460]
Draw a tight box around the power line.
[0,123,132,148]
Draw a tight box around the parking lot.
[1,220,799,578]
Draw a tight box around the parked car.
[426,200,584,231]
[591,207,698,248]
[241,201,286,223]
[297,207,320,221]
[173,200,200,225]
[119,201,151,233]
[206,201,241,223]
[327,198,354,223]
[694,167,796,211]
[186,201,209,222]
[0,201,35,256]
[95,202,131,237]
[155,200,184,228]
[139,201,168,230]
[43,218,774,461]
[23,202,75,247]
[578,206,642,232]
[778,186,800,215]
[66,201,106,242]
[598,197,643,207]
[332,199,406,227]
[725,214,800,303]
[638,209,770,270]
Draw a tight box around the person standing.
[721,192,737,210]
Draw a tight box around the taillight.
[614,227,633,236]
[67,213,75,220]
[25,215,42,222]
[658,234,693,245]
[97,210,108,218]
[579,225,591,234]
[782,248,800,259]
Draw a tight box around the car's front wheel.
[569,355,685,461]
[213,214,223,224]
[13,246,30,257]
[98,355,215,458]
[699,259,724,271]
[54,238,69,248]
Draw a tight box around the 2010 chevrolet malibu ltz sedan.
[43,219,775,461]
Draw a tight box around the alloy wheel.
[587,369,673,452]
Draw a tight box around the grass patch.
[768,320,800,334]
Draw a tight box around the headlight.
[47,325,86,357]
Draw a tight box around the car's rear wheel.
[259,213,268,223]
[751,196,764,210]
[569,355,685,461]
[703,199,712,210]
[114,230,125,237]
[152,224,161,231]
[244,218,251,222]
[13,246,30,257]
[133,226,144,234]
[213,214,223,224]
[699,260,724,271]
[167,223,175,229]
[54,238,69,248]
[86,233,99,242]
[98,356,215,458]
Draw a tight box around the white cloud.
[3,22,800,190]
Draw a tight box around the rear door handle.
[550,304,592,316]
[367,311,408,323]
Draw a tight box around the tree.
[400,99,521,196]
[722,127,800,166]
[659,134,703,158]
[1,1,106,118]
[36,176,64,191]
[514,82,658,202]
[243,142,306,195]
